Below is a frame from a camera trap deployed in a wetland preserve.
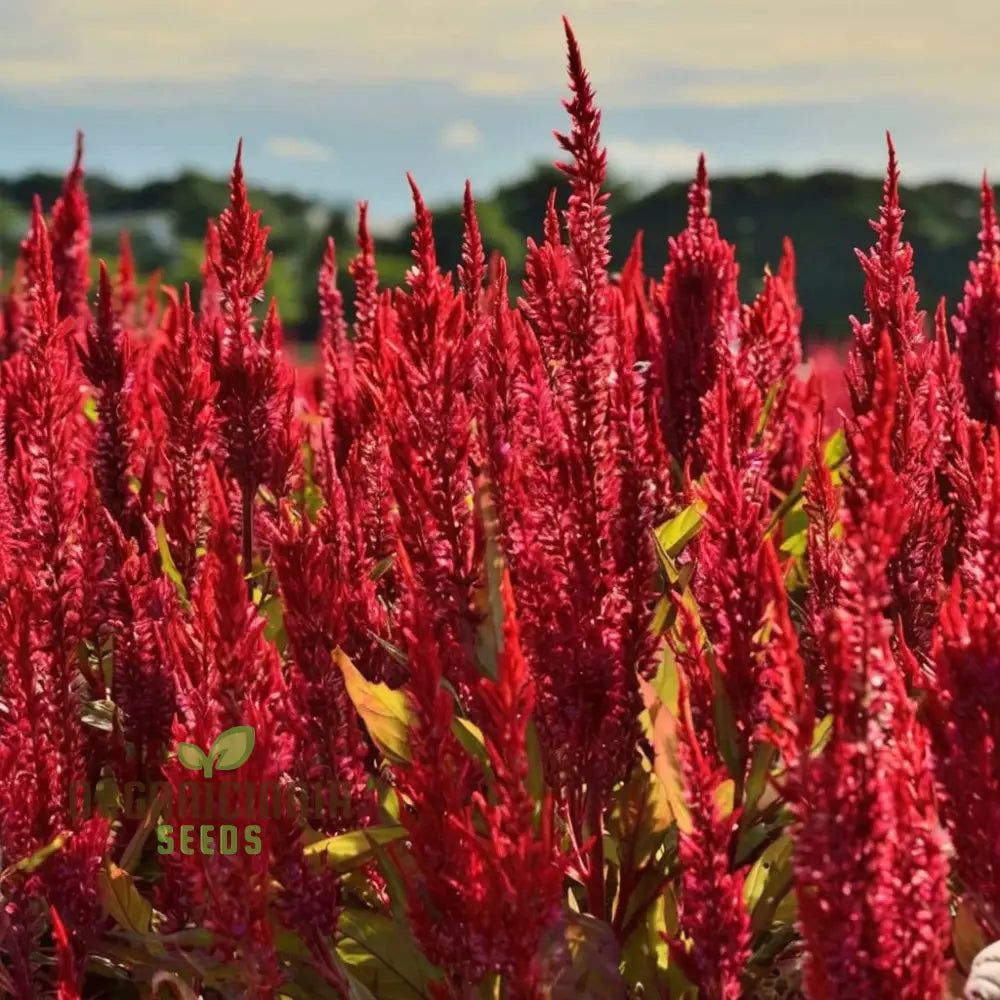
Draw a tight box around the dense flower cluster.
[1,18,999,1000]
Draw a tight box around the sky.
[1,0,998,227]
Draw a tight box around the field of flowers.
[2,17,1000,1000]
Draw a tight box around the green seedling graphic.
[176,726,255,778]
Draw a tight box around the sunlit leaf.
[99,861,153,934]
[335,648,413,763]
[304,826,408,873]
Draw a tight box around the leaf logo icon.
[176,726,255,778]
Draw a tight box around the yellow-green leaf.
[451,716,489,767]
[608,758,672,871]
[335,649,413,763]
[304,825,408,872]
[337,908,439,1000]
[156,519,188,601]
[743,835,795,933]
[656,502,705,559]
[99,861,152,934]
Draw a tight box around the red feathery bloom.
[386,176,481,697]
[269,452,388,826]
[48,132,91,328]
[690,364,772,773]
[158,467,306,992]
[210,145,299,569]
[800,407,843,703]
[923,428,1000,929]
[739,239,815,492]
[954,175,1000,427]
[460,180,487,332]
[5,201,100,660]
[0,574,110,998]
[317,236,359,465]
[929,298,981,579]
[105,523,179,774]
[116,231,139,326]
[845,136,945,654]
[80,263,138,523]
[793,335,950,1000]
[668,670,751,1000]
[153,286,219,589]
[401,564,563,998]
[652,155,740,475]
[494,22,658,818]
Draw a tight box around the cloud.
[440,120,482,150]
[0,0,997,112]
[605,140,704,184]
[264,136,333,163]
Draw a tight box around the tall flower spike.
[923,429,1000,928]
[318,236,358,465]
[954,173,1000,427]
[80,262,136,523]
[653,155,740,475]
[211,144,298,572]
[460,181,486,330]
[49,131,91,327]
[844,135,945,654]
[153,286,219,588]
[116,230,139,325]
[668,668,751,1000]
[386,177,481,699]
[794,333,950,1000]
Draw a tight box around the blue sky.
[1,0,997,228]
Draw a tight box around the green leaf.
[621,891,687,998]
[753,379,782,446]
[208,725,256,773]
[811,714,833,755]
[335,648,413,763]
[743,834,795,933]
[368,555,395,582]
[155,519,188,602]
[99,861,153,934]
[176,742,207,772]
[655,501,705,558]
[607,757,672,871]
[451,716,490,767]
[823,428,847,471]
[82,393,99,423]
[304,826,408,872]
[337,909,439,1000]
[1,832,69,880]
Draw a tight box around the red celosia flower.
[209,145,299,571]
[668,668,751,1000]
[954,175,1000,427]
[690,363,772,773]
[923,428,1000,930]
[738,240,816,493]
[48,132,91,328]
[385,176,482,698]
[401,559,564,998]
[153,286,219,588]
[80,263,138,523]
[317,236,359,466]
[845,135,946,654]
[792,334,950,1000]
[651,155,740,475]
